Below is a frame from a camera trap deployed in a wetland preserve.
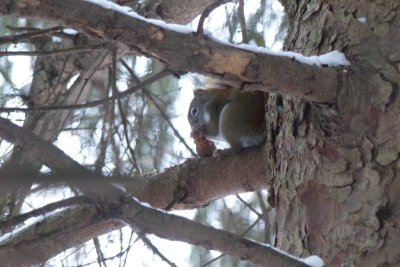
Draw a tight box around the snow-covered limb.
[120,197,310,267]
[0,0,344,103]
[86,0,350,68]
[84,0,194,34]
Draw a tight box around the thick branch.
[0,117,85,173]
[0,0,341,103]
[0,117,123,206]
[0,197,309,267]
[120,197,309,267]
[0,205,123,267]
[0,117,268,209]
[126,146,267,209]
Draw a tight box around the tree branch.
[0,117,268,209]
[0,43,109,56]
[119,197,309,267]
[0,117,86,173]
[0,196,310,267]
[0,25,64,44]
[0,196,92,233]
[0,205,124,267]
[0,0,342,103]
[197,0,232,34]
[238,0,248,43]
[0,68,171,113]
[120,60,197,157]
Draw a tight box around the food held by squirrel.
[188,87,266,157]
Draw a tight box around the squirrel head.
[188,89,223,138]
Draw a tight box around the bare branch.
[0,196,311,267]
[0,196,91,233]
[0,26,64,44]
[236,194,261,216]
[197,0,232,34]
[0,117,124,205]
[93,237,107,267]
[0,205,123,267]
[139,233,178,267]
[120,60,197,157]
[112,53,142,174]
[238,0,248,43]
[0,117,86,172]
[201,215,263,266]
[0,69,171,113]
[256,191,273,243]
[119,197,310,267]
[0,43,109,56]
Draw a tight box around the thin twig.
[139,233,178,267]
[120,59,197,157]
[112,52,142,174]
[144,91,197,157]
[6,25,78,39]
[197,0,232,34]
[201,215,263,267]
[122,230,135,267]
[0,196,91,233]
[0,26,64,44]
[94,73,113,173]
[58,43,114,138]
[0,43,109,57]
[235,194,261,216]
[256,191,273,243]
[68,235,137,267]
[238,0,248,43]
[93,237,107,267]
[0,69,171,113]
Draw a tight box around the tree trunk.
[270,0,400,266]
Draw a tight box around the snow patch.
[357,17,367,23]
[302,255,325,267]
[83,0,194,34]
[236,43,350,67]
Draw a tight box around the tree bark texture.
[269,0,400,266]
[135,0,217,24]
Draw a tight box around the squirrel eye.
[191,107,198,117]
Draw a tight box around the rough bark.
[135,0,217,24]
[266,1,400,266]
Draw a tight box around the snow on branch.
[0,193,315,267]
[120,197,312,267]
[0,0,346,103]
